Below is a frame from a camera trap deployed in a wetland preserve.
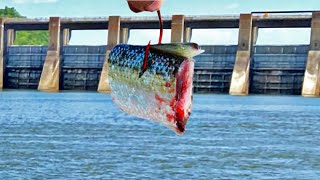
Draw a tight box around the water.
[0,91,320,179]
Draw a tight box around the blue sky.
[1,0,320,45]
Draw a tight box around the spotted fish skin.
[109,44,184,81]
[108,43,203,135]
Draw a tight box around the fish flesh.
[108,43,204,135]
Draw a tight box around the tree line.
[0,6,48,45]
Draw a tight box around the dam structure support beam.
[120,28,130,44]
[252,26,259,45]
[302,12,320,97]
[0,18,4,89]
[98,16,120,93]
[229,14,253,95]
[7,29,15,46]
[38,17,61,92]
[184,27,192,43]
[171,15,185,43]
[62,29,70,46]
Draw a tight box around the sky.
[1,0,320,45]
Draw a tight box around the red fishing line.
[140,9,162,77]
[139,40,151,78]
[157,10,163,44]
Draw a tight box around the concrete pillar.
[7,29,15,46]
[62,29,70,46]
[171,15,184,43]
[302,12,320,97]
[38,17,61,92]
[252,26,259,45]
[184,27,192,43]
[0,18,4,89]
[229,14,253,95]
[120,28,129,44]
[98,16,120,93]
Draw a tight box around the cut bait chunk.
[108,43,204,134]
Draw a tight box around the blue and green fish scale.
[108,44,185,81]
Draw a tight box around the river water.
[0,91,319,179]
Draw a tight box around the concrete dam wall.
[2,13,319,96]
[4,45,307,95]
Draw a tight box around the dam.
[0,12,319,96]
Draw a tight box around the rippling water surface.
[0,91,320,179]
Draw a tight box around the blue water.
[0,91,320,179]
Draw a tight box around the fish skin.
[108,43,203,134]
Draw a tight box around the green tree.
[0,6,23,17]
[0,6,48,45]
[15,31,49,45]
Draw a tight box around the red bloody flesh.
[165,82,171,87]
[153,60,194,134]
[174,60,194,133]
[155,94,166,104]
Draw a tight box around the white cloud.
[12,0,58,4]
[225,3,240,10]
